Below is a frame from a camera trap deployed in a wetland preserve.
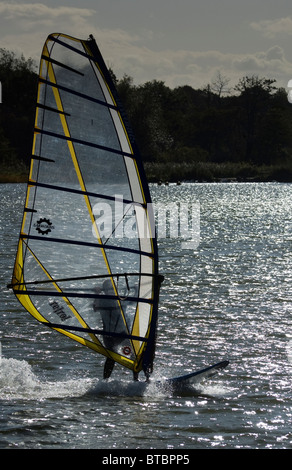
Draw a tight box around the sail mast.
[85,34,160,376]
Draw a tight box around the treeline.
[114,73,292,182]
[1,48,292,183]
[0,48,37,181]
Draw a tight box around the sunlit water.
[1,182,292,449]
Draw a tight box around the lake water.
[0,182,292,451]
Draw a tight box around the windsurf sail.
[8,33,160,377]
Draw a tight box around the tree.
[211,71,231,98]
[122,80,173,161]
[234,75,277,163]
[0,49,37,166]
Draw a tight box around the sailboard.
[161,360,229,388]
[8,33,228,384]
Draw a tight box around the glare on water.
[1,182,292,449]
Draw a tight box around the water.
[1,182,292,450]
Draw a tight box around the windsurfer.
[93,275,164,381]
[93,279,128,380]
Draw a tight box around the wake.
[0,356,93,401]
[0,354,227,400]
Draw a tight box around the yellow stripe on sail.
[83,38,156,367]
[40,37,132,366]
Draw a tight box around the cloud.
[108,45,292,89]
[0,2,96,38]
[232,46,288,72]
[250,17,292,38]
[91,38,292,90]
[1,2,292,90]
[0,2,95,22]
[0,2,98,62]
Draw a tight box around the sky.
[1,0,292,91]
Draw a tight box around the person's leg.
[104,357,115,379]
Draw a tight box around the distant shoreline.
[144,162,292,184]
[0,171,28,183]
[1,161,292,184]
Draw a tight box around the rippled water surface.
[1,182,292,449]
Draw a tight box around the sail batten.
[12,290,154,303]
[39,78,119,110]
[35,127,135,158]
[44,322,149,342]
[28,180,140,205]
[47,34,97,61]
[9,271,158,289]
[10,33,159,376]
[36,102,71,116]
[19,234,155,258]
[41,55,85,76]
